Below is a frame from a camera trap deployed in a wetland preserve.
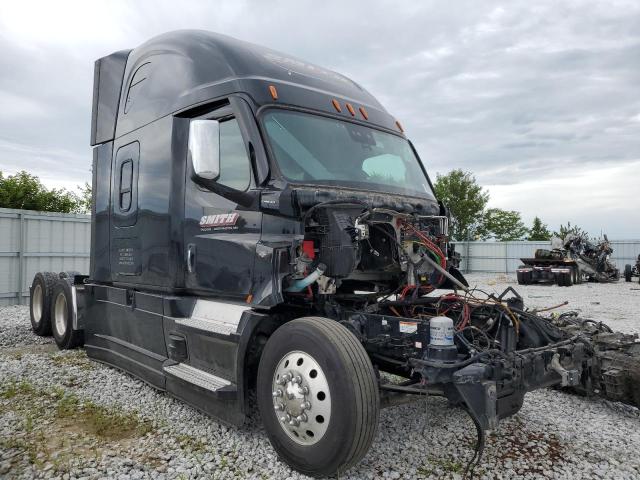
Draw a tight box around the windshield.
[262,110,435,198]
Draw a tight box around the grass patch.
[55,393,153,440]
[0,434,43,466]
[175,433,209,453]
[50,351,94,370]
[0,377,157,477]
[417,456,465,476]
[0,379,36,399]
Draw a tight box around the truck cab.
[28,30,591,477]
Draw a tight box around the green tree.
[77,182,92,214]
[0,171,85,213]
[476,208,529,241]
[528,216,551,241]
[433,169,489,240]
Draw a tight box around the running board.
[170,299,250,335]
[163,363,231,392]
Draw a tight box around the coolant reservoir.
[429,316,454,346]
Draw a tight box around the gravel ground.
[1,275,639,479]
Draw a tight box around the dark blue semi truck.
[28,31,592,477]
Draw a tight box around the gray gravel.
[0,305,50,348]
[1,275,639,479]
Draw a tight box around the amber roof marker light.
[359,106,369,120]
[395,120,404,133]
[346,103,356,116]
[331,99,342,112]
[269,85,278,100]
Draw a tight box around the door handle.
[187,244,196,274]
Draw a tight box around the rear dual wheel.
[517,266,532,285]
[572,267,582,285]
[257,317,379,477]
[29,272,58,336]
[51,279,84,350]
[557,271,573,287]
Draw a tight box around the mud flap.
[453,363,498,431]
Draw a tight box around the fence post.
[466,230,471,274]
[465,241,470,273]
[17,212,24,305]
[504,242,509,274]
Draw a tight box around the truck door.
[183,100,261,297]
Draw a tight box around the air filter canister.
[429,316,454,346]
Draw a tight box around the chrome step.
[174,316,238,335]
[164,363,231,392]
[171,299,249,335]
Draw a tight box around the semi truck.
[29,31,595,477]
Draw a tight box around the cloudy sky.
[1,0,638,237]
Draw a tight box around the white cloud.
[0,0,638,237]
[487,159,640,237]
[0,91,50,118]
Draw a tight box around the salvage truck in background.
[517,234,620,286]
[28,31,613,477]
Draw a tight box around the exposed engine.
[286,204,463,297]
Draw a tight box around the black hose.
[379,384,444,396]
[380,296,441,307]
[514,335,583,355]
[410,349,508,369]
[463,411,486,480]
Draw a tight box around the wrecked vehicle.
[25,31,636,477]
[518,234,619,286]
[550,312,640,408]
[624,254,640,283]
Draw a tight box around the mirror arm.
[191,174,256,208]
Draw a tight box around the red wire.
[400,220,446,269]
[400,220,448,287]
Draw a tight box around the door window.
[113,141,139,227]
[119,159,133,211]
[218,119,251,191]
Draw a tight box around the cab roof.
[91,30,401,146]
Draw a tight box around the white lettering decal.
[199,213,239,228]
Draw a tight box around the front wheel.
[257,317,379,477]
[625,264,632,282]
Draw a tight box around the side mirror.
[188,119,220,180]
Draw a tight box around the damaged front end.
[346,290,591,432]
[272,194,639,439]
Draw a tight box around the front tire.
[51,279,84,350]
[257,317,379,477]
[625,265,632,282]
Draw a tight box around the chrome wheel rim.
[54,292,67,337]
[32,284,43,325]
[272,350,331,446]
